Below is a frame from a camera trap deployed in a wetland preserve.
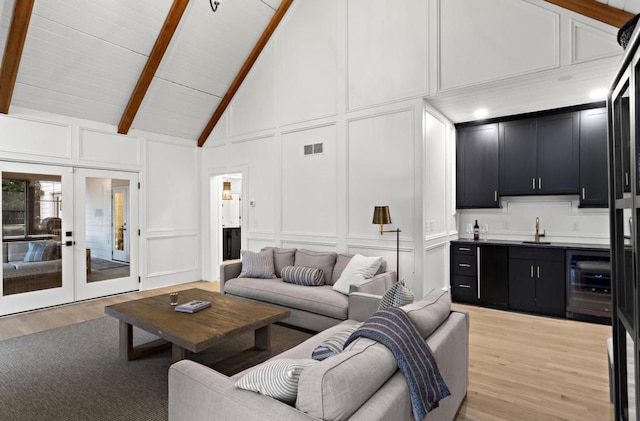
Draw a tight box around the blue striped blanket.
[343,307,450,420]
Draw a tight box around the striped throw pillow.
[23,241,57,262]
[239,249,276,279]
[235,359,318,404]
[311,323,363,361]
[379,282,414,309]
[281,265,324,286]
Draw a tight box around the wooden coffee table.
[104,288,290,368]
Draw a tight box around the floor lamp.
[372,206,401,283]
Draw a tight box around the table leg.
[172,344,191,363]
[255,324,271,351]
[119,321,134,360]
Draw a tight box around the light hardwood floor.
[0,284,614,421]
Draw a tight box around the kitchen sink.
[522,241,551,245]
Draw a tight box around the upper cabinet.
[499,112,579,196]
[579,108,608,207]
[456,124,500,209]
[456,104,607,209]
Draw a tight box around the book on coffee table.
[175,300,211,313]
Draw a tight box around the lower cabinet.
[508,247,565,317]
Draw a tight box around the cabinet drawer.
[452,243,477,255]
[452,275,478,303]
[453,254,477,277]
[509,246,564,262]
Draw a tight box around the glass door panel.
[0,163,74,315]
[75,169,137,301]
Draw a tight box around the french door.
[0,163,139,315]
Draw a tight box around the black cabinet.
[456,124,500,209]
[450,242,508,308]
[499,113,579,196]
[508,247,565,317]
[579,107,608,207]
[222,227,241,260]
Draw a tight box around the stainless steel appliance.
[565,249,611,323]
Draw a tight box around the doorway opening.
[210,173,243,280]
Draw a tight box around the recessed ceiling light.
[473,109,489,119]
[589,88,607,99]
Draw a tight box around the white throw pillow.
[332,254,383,295]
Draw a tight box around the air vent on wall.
[304,143,323,156]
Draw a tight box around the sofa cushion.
[281,266,324,286]
[235,358,318,404]
[401,289,451,339]
[239,249,276,279]
[311,322,362,361]
[294,249,337,285]
[297,337,398,420]
[332,254,383,295]
[224,278,348,320]
[261,247,296,278]
[7,242,29,263]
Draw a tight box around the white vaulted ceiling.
[0,0,281,140]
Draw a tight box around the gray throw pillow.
[239,249,276,279]
[402,289,451,339]
[261,247,296,277]
[281,266,324,286]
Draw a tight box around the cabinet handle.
[532,178,536,190]
[459,263,471,268]
[459,284,471,289]
[458,247,471,251]
[582,188,586,200]
[530,265,534,278]
[494,190,497,202]
[538,178,542,189]
[626,172,630,186]
[537,266,540,279]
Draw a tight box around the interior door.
[111,186,129,263]
[0,162,74,316]
[74,169,139,301]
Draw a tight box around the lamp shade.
[372,206,391,225]
[222,181,232,200]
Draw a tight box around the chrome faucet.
[535,217,546,243]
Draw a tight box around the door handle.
[537,266,540,279]
[582,188,586,200]
[532,178,536,190]
[530,265,534,278]
[538,178,542,189]
[65,241,76,246]
[494,190,498,202]
[626,172,630,186]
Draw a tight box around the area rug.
[90,258,129,271]
[0,317,313,421]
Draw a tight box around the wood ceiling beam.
[197,0,294,147]
[0,0,35,114]
[544,0,634,28]
[118,0,190,135]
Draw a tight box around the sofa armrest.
[349,271,396,296]
[348,292,382,322]
[169,360,317,421]
[219,259,242,293]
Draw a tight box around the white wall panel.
[424,242,447,295]
[79,129,140,166]
[145,140,198,232]
[228,136,278,234]
[281,125,337,236]
[0,115,71,159]
[424,113,447,236]
[229,42,277,137]
[347,110,415,239]
[146,235,198,277]
[439,0,559,90]
[282,241,337,252]
[347,0,427,109]
[247,238,276,251]
[572,21,621,64]
[281,0,339,124]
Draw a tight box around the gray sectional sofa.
[220,247,396,332]
[169,289,469,421]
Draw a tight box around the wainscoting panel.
[79,128,140,168]
[571,20,621,64]
[438,0,559,91]
[281,241,337,252]
[424,242,448,296]
[347,109,415,240]
[146,234,198,278]
[246,238,276,252]
[0,115,71,160]
[347,0,427,110]
[281,125,338,236]
[281,0,339,125]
